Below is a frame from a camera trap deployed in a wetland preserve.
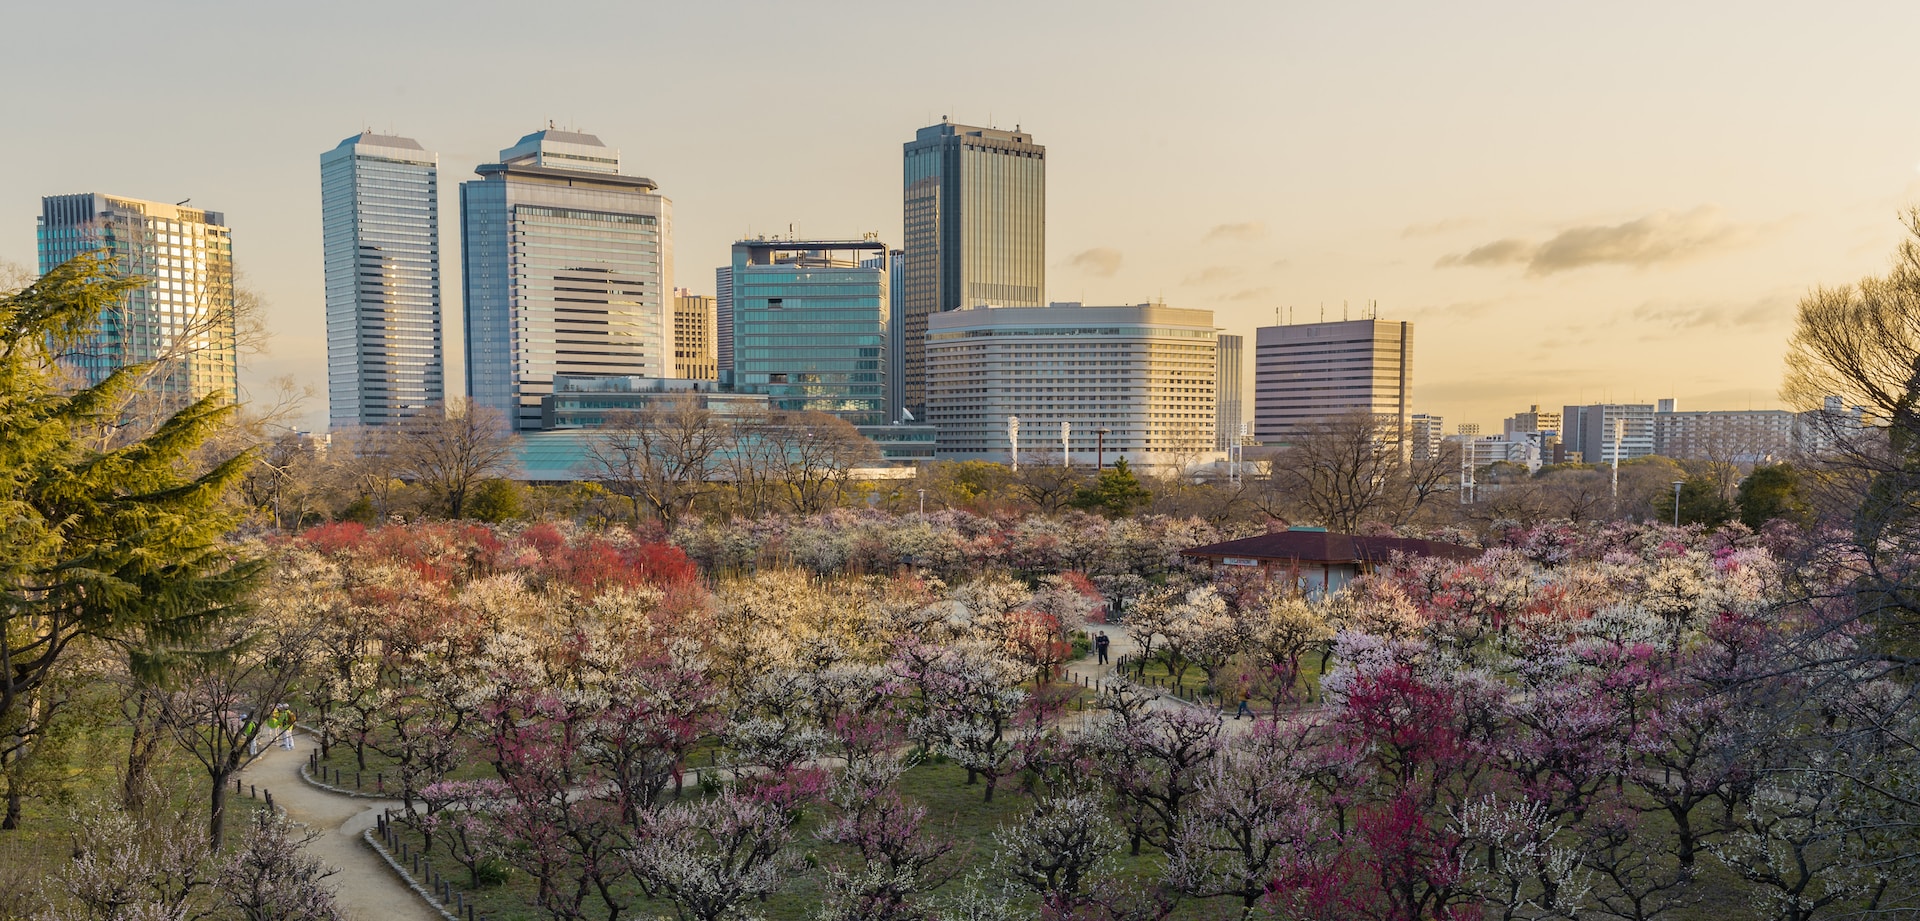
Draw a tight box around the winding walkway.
[235,734,438,921]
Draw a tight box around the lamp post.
[918,488,926,516]
[1096,427,1112,470]
[1672,480,1684,527]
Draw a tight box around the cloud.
[1225,287,1275,302]
[1628,296,1788,330]
[1405,300,1497,320]
[1435,238,1533,268]
[1437,206,1748,275]
[1065,247,1122,277]
[1182,265,1242,286]
[1203,222,1267,243]
[1401,217,1479,238]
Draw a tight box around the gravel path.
[236,734,439,921]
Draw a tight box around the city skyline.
[5,3,1920,431]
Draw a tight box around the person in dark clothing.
[1235,688,1255,720]
[1094,632,1110,665]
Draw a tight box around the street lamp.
[1096,427,1112,470]
[1672,480,1684,527]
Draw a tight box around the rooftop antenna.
[1343,300,1349,321]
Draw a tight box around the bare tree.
[1257,411,1455,531]
[760,411,880,514]
[716,407,785,518]
[154,610,317,849]
[580,394,724,529]
[393,401,518,519]
[1011,456,1086,514]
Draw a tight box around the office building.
[1562,403,1655,464]
[1653,406,1793,462]
[1409,413,1445,461]
[1252,318,1412,445]
[37,193,236,408]
[673,289,717,380]
[900,120,1046,413]
[461,129,673,430]
[924,303,1217,469]
[730,239,891,426]
[1215,333,1244,452]
[540,374,765,429]
[320,132,443,427]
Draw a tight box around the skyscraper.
[461,129,673,430]
[1252,318,1412,445]
[673,289,717,380]
[321,131,442,427]
[715,264,733,382]
[730,239,890,426]
[900,120,1045,413]
[1215,333,1244,452]
[37,193,236,409]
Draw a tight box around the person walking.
[1094,631,1110,666]
[278,706,297,749]
[1234,687,1255,721]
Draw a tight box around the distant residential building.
[1409,413,1445,461]
[1252,319,1412,445]
[1795,396,1870,455]
[38,193,236,409]
[1653,407,1793,462]
[901,120,1046,414]
[1457,422,1482,437]
[1503,404,1561,438]
[320,132,443,427]
[925,303,1216,469]
[1215,333,1244,452]
[1563,403,1655,464]
[673,289,717,380]
[730,239,891,427]
[461,129,673,430]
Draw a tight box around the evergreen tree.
[1073,458,1153,518]
[0,254,260,729]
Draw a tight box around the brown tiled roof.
[1180,530,1480,565]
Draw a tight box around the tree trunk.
[2,781,21,830]
[209,773,230,851]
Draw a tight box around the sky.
[5,1,1919,432]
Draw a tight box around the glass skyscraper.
[900,120,1045,414]
[321,131,442,427]
[730,239,889,427]
[37,193,236,409]
[461,129,673,430]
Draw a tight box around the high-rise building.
[1409,413,1445,461]
[1562,403,1655,464]
[900,120,1046,413]
[673,289,717,380]
[1215,333,1244,452]
[461,129,673,430]
[321,131,443,427]
[715,265,734,383]
[925,303,1216,469]
[1653,407,1793,462]
[730,239,890,426]
[37,193,236,409]
[1252,318,1412,445]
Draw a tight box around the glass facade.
[900,122,1045,413]
[321,132,442,427]
[37,193,236,409]
[461,130,673,430]
[731,240,890,427]
[1215,333,1243,451]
